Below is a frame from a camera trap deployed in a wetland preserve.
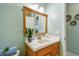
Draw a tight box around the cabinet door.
[52,50,60,56]
[36,45,52,56]
[52,42,60,50]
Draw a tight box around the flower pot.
[28,37,33,42]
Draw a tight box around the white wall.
[66,3,79,55]
[47,3,66,55]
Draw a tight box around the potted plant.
[27,28,34,42]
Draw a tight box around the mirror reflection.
[26,13,46,33]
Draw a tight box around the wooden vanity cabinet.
[24,42,60,56]
[51,42,60,56]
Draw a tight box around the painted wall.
[47,3,66,55]
[0,4,25,55]
[66,3,79,55]
[47,3,65,35]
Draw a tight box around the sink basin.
[37,39,51,44]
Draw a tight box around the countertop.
[25,35,60,52]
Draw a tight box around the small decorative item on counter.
[66,15,72,22]
[74,14,79,20]
[27,28,34,42]
[70,21,77,26]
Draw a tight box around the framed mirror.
[23,6,48,35]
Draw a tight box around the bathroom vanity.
[24,35,60,56]
[23,6,60,56]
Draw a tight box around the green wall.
[66,3,79,55]
[0,4,24,55]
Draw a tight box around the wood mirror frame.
[23,6,48,35]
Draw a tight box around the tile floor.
[66,51,78,56]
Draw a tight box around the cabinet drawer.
[36,45,52,56]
